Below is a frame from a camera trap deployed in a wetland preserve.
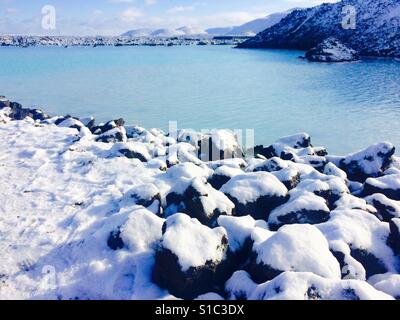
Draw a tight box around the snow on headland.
[0,96,400,300]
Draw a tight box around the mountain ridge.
[122,9,296,38]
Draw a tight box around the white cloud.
[120,7,143,22]
[145,0,157,5]
[167,6,195,14]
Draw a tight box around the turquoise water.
[1,45,400,154]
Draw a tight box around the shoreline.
[0,96,400,300]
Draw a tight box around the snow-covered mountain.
[121,28,154,38]
[227,10,297,36]
[122,26,206,38]
[121,9,295,38]
[238,0,400,58]
[206,9,296,36]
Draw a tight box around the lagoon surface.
[1,45,400,154]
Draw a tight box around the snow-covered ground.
[0,99,399,300]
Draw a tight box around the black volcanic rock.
[388,218,400,256]
[164,177,234,227]
[305,37,360,62]
[238,0,400,58]
[1,99,49,121]
[328,142,395,183]
[152,213,229,299]
[0,96,10,109]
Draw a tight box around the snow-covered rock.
[109,142,151,162]
[324,162,348,180]
[57,117,86,131]
[217,215,267,253]
[255,133,312,159]
[269,192,330,230]
[365,193,400,222]
[305,38,360,62]
[248,224,341,283]
[120,208,164,253]
[318,209,396,278]
[290,174,349,208]
[79,116,95,130]
[248,156,289,173]
[334,193,376,213]
[91,118,125,135]
[208,165,243,190]
[225,270,258,300]
[248,272,393,300]
[220,172,288,220]
[120,183,161,214]
[388,218,400,257]
[1,100,49,122]
[164,177,234,226]
[0,95,10,109]
[152,213,229,299]
[95,126,127,143]
[369,273,400,299]
[195,292,224,300]
[328,142,395,183]
[363,174,400,200]
[270,168,301,190]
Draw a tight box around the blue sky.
[0,0,337,35]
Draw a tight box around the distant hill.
[238,0,400,58]
[206,9,297,36]
[121,28,153,38]
[122,26,206,38]
[227,10,297,36]
[205,27,234,36]
[122,9,296,38]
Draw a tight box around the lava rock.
[247,224,341,283]
[107,230,124,250]
[96,127,127,143]
[121,184,161,209]
[245,271,392,300]
[350,248,388,278]
[220,172,289,220]
[165,177,234,226]
[79,117,95,130]
[91,118,125,135]
[5,101,50,121]
[388,218,400,256]
[363,174,400,201]
[271,168,301,190]
[152,213,229,299]
[268,192,330,230]
[57,117,86,131]
[255,133,313,160]
[0,96,11,109]
[329,142,395,183]
[365,194,400,222]
[318,209,392,279]
[208,165,243,190]
[110,142,151,162]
